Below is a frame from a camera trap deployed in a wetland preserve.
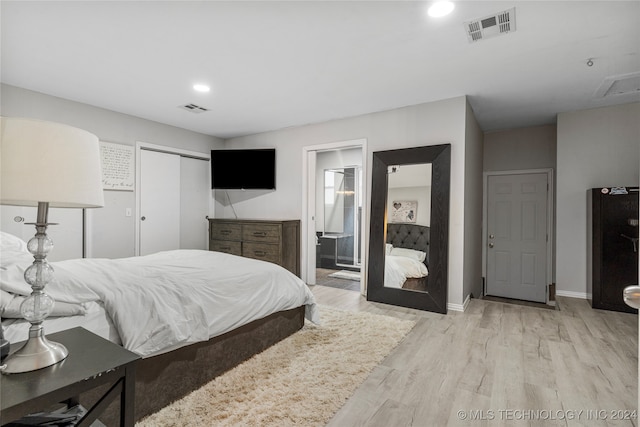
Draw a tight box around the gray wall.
[484,124,557,172]
[463,100,484,303]
[556,103,640,297]
[1,84,224,258]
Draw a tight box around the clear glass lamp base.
[2,326,68,374]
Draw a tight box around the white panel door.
[180,156,209,250]
[486,173,548,302]
[139,150,181,255]
[1,206,83,261]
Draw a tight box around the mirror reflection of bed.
[383,162,431,292]
[385,223,430,292]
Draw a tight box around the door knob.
[141,216,146,221]
[623,285,640,309]
[488,243,494,248]
[489,234,494,239]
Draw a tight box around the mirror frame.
[366,144,450,314]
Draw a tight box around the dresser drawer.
[210,223,241,241]
[242,224,281,244]
[210,240,242,256]
[208,218,300,277]
[242,242,280,264]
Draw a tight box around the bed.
[384,223,430,291]
[0,231,318,424]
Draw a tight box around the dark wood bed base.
[81,305,306,425]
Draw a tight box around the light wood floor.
[310,285,639,427]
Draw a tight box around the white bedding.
[1,235,318,358]
[383,249,429,289]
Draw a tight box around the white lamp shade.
[0,117,105,208]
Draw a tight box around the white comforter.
[1,248,317,357]
[384,255,429,289]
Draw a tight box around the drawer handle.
[220,230,232,235]
[220,246,231,251]
[253,232,268,237]
[253,251,267,257]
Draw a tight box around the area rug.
[327,270,361,281]
[136,305,415,427]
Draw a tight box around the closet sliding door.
[138,147,210,256]
[180,156,209,250]
[139,149,181,255]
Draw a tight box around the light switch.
[125,208,132,217]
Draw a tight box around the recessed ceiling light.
[193,84,210,93]
[428,1,455,18]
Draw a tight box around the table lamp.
[0,117,104,373]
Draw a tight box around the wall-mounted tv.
[210,148,276,190]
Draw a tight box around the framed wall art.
[390,200,417,223]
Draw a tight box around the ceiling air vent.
[594,72,640,98]
[465,8,516,43]
[179,103,209,113]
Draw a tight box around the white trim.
[482,168,554,303]
[302,138,368,294]
[135,141,211,255]
[555,290,589,300]
[448,294,471,312]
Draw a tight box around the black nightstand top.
[1,327,140,420]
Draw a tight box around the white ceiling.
[2,1,639,139]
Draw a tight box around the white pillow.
[388,256,428,278]
[389,247,427,262]
[385,243,393,255]
[0,231,28,255]
[0,289,86,318]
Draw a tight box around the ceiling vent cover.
[595,72,640,98]
[179,103,209,113]
[465,7,516,42]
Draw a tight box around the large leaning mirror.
[366,144,450,313]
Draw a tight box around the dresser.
[208,219,300,277]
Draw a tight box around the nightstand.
[0,327,140,427]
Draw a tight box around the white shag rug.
[136,305,415,427]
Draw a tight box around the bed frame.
[81,305,306,425]
[386,223,430,292]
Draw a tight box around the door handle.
[141,216,146,221]
[623,286,640,309]
[488,243,494,248]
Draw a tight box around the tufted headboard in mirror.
[386,223,430,265]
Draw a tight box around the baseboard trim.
[555,290,589,299]
[448,294,471,312]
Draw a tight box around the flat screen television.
[210,148,276,190]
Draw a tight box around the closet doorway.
[302,139,367,293]
[136,142,210,255]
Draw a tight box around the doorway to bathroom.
[302,140,367,293]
